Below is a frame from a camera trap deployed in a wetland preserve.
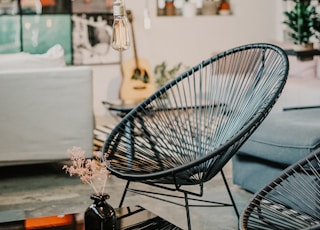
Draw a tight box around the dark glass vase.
[84,193,117,230]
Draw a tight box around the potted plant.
[312,8,320,41]
[154,61,184,89]
[153,61,186,100]
[283,0,320,50]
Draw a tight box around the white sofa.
[0,46,94,166]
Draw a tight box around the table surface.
[0,205,182,230]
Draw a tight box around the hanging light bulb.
[112,0,130,51]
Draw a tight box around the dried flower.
[63,147,110,194]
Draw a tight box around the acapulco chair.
[240,147,320,230]
[102,43,289,230]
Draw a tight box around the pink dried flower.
[63,147,110,194]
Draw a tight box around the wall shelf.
[285,49,320,61]
[156,0,232,17]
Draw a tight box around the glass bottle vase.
[84,193,117,230]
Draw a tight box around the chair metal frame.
[102,43,289,230]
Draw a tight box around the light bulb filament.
[112,0,130,51]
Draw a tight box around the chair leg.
[119,180,130,208]
[184,191,192,230]
[220,169,239,218]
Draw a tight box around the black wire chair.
[240,148,320,230]
[102,43,289,230]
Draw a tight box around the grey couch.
[232,75,320,193]
[0,66,94,166]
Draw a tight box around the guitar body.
[118,10,156,104]
[120,58,156,104]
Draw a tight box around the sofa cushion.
[0,44,66,70]
[239,108,320,165]
[232,153,284,193]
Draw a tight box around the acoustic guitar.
[119,10,156,104]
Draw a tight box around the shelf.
[156,0,232,17]
[285,49,320,61]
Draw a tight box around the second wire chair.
[240,148,320,230]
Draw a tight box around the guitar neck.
[127,10,140,69]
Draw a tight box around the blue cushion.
[239,108,320,165]
[232,153,284,193]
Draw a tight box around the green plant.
[283,0,320,45]
[154,61,183,89]
[312,8,320,39]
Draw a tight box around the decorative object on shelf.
[219,0,231,15]
[182,0,197,17]
[63,147,115,230]
[283,0,320,50]
[201,0,219,15]
[85,193,117,230]
[157,0,233,16]
[157,0,166,16]
[112,0,130,51]
[173,0,184,15]
[165,0,175,15]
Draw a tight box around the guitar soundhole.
[133,86,147,90]
[131,68,150,84]
[134,68,141,76]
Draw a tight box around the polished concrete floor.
[0,160,253,230]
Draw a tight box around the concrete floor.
[0,115,253,229]
[0,160,253,230]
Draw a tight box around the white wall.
[93,0,283,115]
